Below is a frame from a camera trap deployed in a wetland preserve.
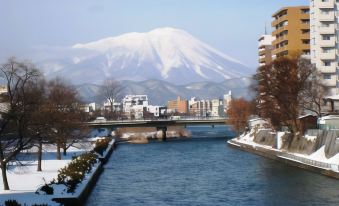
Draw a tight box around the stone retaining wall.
[228,140,339,179]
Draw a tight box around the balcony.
[273,45,288,56]
[272,37,283,46]
[320,51,336,60]
[320,39,336,47]
[319,25,335,34]
[259,50,266,56]
[320,65,336,73]
[272,25,288,36]
[316,0,335,9]
[300,33,310,40]
[323,77,337,87]
[319,13,335,21]
[300,24,310,30]
[272,15,288,27]
[259,58,266,64]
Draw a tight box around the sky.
[0,0,308,68]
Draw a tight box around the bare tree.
[100,78,123,119]
[46,78,85,160]
[298,63,328,116]
[227,98,254,135]
[0,57,41,190]
[253,56,324,134]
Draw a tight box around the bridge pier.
[157,127,167,141]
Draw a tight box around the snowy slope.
[46,27,253,85]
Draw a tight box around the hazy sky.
[0,0,308,68]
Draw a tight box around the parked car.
[94,117,107,122]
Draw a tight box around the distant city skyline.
[0,0,308,68]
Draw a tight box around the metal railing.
[280,153,339,171]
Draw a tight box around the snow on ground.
[305,134,317,142]
[233,128,339,171]
[235,130,280,152]
[0,143,93,204]
[309,146,327,162]
[0,144,92,192]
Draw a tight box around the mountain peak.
[50,28,253,84]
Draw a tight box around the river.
[86,125,339,206]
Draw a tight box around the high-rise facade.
[167,96,189,114]
[310,0,338,94]
[258,35,275,66]
[271,6,310,59]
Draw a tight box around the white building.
[122,95,148,114]
[103,99,122,112]
[258,34,275,66]
[310,0,338,94]
[82,102,100,113]
[223,91,232,113]
[190,99,212,117]
[211,99,224,117]
[145,105,167,118]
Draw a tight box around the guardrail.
[280,153,339,172]
[90,117,228,123]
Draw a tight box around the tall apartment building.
[272,6,310,58]
[258,35,275,66]
[310,0,338,94]
[167,96,189,114]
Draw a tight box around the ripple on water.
[86,126,339,206]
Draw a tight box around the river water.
[86,126,339,206]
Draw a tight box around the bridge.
[86,117,228,141]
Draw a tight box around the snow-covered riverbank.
[230,129,339,174]
[0,136,115,205]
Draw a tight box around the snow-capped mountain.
[44,27,253,84]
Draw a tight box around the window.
[301,19,310,24]
[323,74,331,80]
[321,23,330,27]
[301,9,310,14]
[302,39,310,44]
[323,48,332,53]
[302,29,310,34]
[322,35,331,40]
[324,61,332,66]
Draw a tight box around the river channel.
[86,125,339,206]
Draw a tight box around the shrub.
[57,152,98,193]
[40,184,54,195]
[93,137,112,156]
[4,200,21,206]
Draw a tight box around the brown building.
[167,96,189,114]
[272,6,310,58]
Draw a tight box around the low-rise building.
[122,95,149,118]
[145,105,167,118]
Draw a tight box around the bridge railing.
[90,116,227,123]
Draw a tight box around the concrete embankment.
[228,139,339,179]
[53,139,117,206]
